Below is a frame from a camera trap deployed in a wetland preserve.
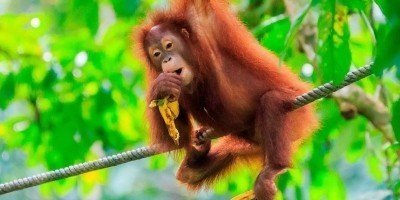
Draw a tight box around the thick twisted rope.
[0,64,372,195]
[293,64,372,109]
[0,146,169,195]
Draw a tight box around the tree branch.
[332,85,394,142]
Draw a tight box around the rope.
[0,64,372,195]
[0,146,168,195]
[293,64,372,108]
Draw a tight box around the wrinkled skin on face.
[145,24,194,101]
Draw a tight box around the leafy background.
[0,0,399,199]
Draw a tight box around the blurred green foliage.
[0,0,399,199]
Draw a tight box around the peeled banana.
[149,98,180,145]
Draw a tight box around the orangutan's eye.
[153,50,161,58]
[166,42,173,50]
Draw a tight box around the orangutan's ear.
[181,28,190,38]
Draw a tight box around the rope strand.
[0,64,372,195]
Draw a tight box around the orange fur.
[134,1,319,199]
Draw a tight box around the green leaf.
[281,3,312,60]
[396,67,400,79]
[366,154,384,181]
[73,0,99,35]
[394,181,400,194]
[214,179,229,195]
[387,143,400,152]
[372,0,400,75]
[374,0,400,19]
[318,1,352,84]
[41,68,58,89]
[258,17,291,54]
[397,68,400,79]
[392,99,400,142]
[253,15,288,38]
[0,74,15,109]
[339,0,372,12]
[311,0,321,6]
[110,0,141,18]
[55,0,100,36]
[277,171,291,192]
[327,172,346,199]
[149,155,167,170]
[372,24,400,76]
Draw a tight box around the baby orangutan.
[136,0,319,199]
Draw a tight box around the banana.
[149,98,180,145]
